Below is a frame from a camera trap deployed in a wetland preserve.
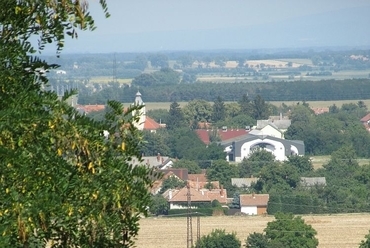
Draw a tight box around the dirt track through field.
[136,214,370,248]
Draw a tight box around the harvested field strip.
[136,214,370,248]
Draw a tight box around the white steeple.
[132,91,146,130]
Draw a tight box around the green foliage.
[159,176,186,194]
[255,162,300,193]
[207,160,239,193]
[359,231,370,248]
[141,130,171,156]
[0,1,157,247]
[252,95,270,119]
[195,229,241,248]
[183,99,213,125]
[172,159,202,174]
[239,149,276,178]
[149,195,169,216]
[131,68,180,87]
[147,109,169,124]
[229,192,241,209]
[167,101,186,130]
[168,208,214,217]
[284,156,313,175]
[212,96,226,122]
[245,232,269,248]
[264,212,318,248]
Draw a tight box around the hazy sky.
[59,0,370,53]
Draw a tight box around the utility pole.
[197,215,200,243]
[187,183,193,248]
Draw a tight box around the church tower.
[132,91,146,130]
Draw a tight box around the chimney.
[157,153,161,162]
[280,112,283,120]
[252,192,255,198]
[169,190,172,200]
[220,185,224,197]
[162,157,164,164]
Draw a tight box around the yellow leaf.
[121,142,125,151]
[57,148,62,156]
[88,162,93,170]
[15,6,21,14]
[5,188,9,194]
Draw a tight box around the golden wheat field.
[135,214,370,248]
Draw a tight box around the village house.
[231,177,259,188]
[222,133,305,162]
[240,193,269,215]
[360,113,370,132]
[167,185,227,210]
[300,177,326,188]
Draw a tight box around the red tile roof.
[196,130,211,144]
[311,107,329,115]
[360,113,370,122]
[76,104,105,114]
[240,194,269,207]
[169,186,228,204]
[196,129,249,144]
[144,116,161,130]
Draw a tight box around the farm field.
[135,214,370,248]
[310,155,370,169]
[89,76,132,84]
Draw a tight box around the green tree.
[252,95,270,120]
[264,212,318,248]
[149,195,169,216]
[245,232,269,248]
[239,94,254,117]
[284,156,313,175]
[0,1,157,247]
[207,160,239,192]
[167,101,186,130]
[239,149,276,178]
[183,99,213,126]
[172,159,202,174]
[360,231,370,248]
[141,130,171,156]
[212,96,226,122]
[149,53,169,68]
[131,73,158,87]
[195,229,241,248]
[159,176,186,194]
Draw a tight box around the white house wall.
[260,125,282,138]
[238,138,286,162]
[241,206,257,215]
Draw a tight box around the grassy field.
[136,214,370,248]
